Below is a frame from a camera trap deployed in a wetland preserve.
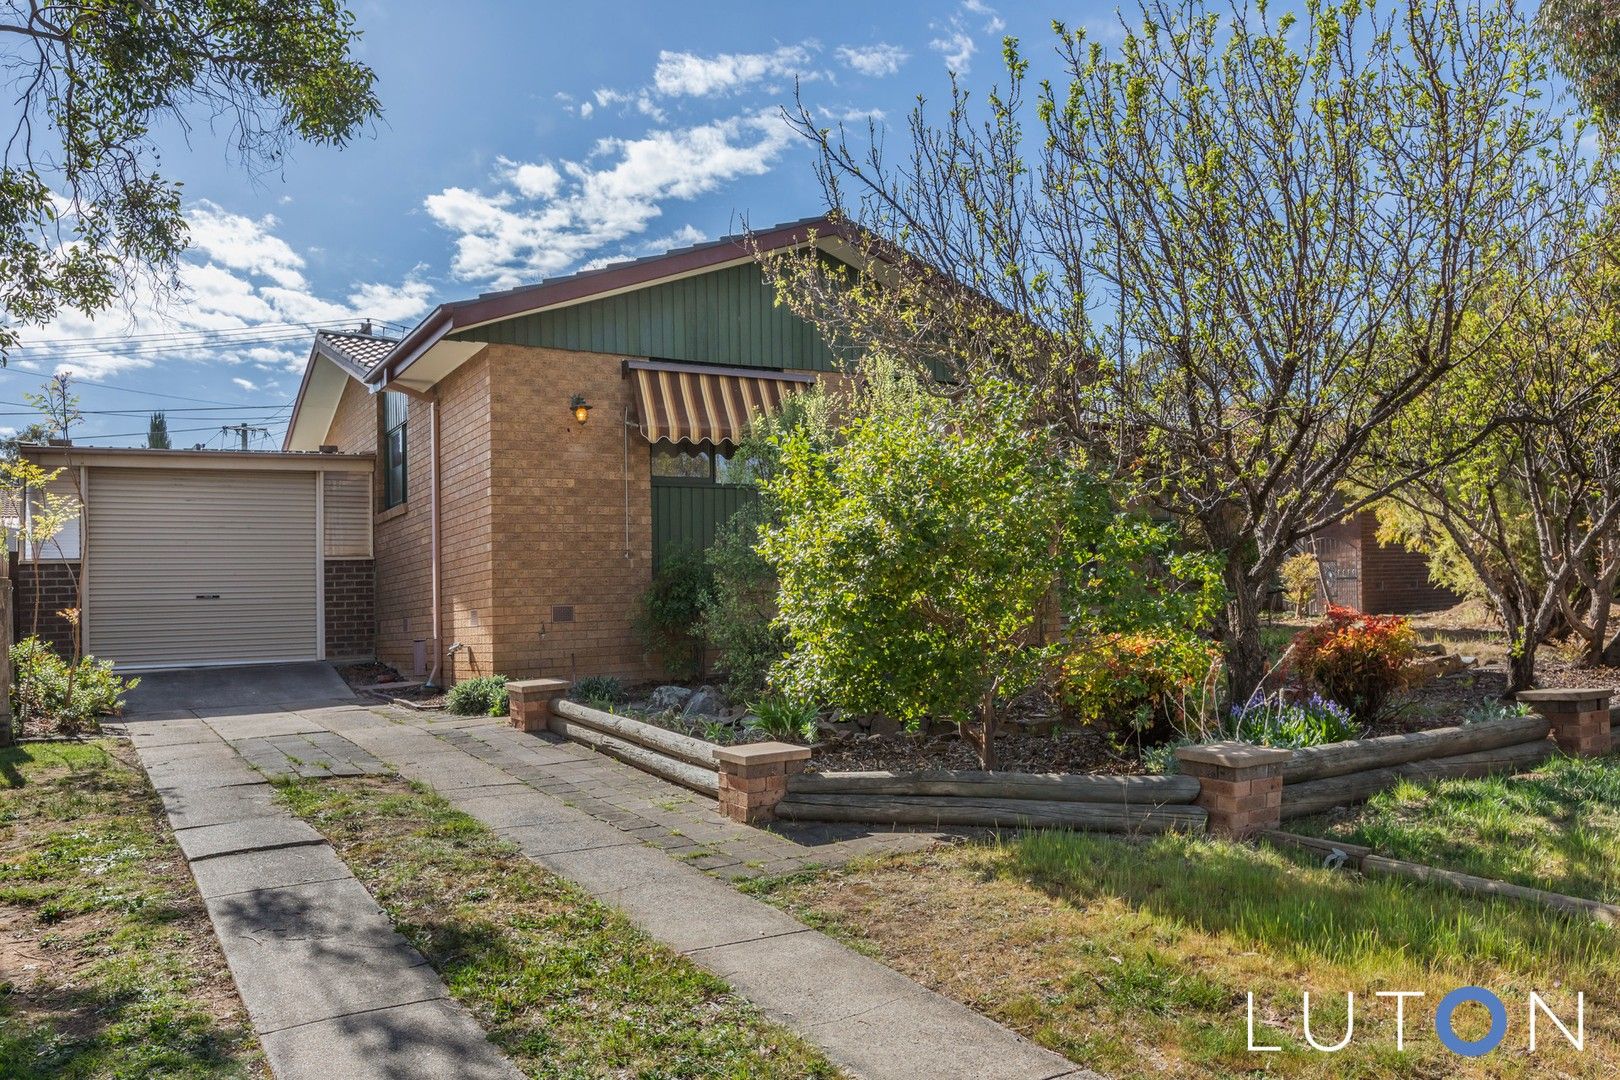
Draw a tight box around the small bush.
[635,547,712,680]
[1057,631,1220,737]
[1289,605,1417,724]
[746,696,819,743]
[1279,553,1320,616]
[10,636,138,736]
[1462,699,1534,726]
[701,503,786,700]
[573,675,623,707]
[447,674,508,716]
[1226,693,1361,748]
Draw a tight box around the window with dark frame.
[382,391,408,509]
[650,443,741,484]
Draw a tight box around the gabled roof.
[284,328,402,451]
[314,329,399,377]
[373,215,856,393]
[283,215,859,449]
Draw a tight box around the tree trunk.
[960,690,1000,770]
[1216,548,1269,704]
[1507,641,1538,693]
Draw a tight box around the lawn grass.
[1291,753,1620,903]
[0,740,263,1079]
[275,776,837,1079]
[744,830,1620,1078]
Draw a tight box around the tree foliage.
[0,1,380,356]
[146,412,171,449]
[1370,198,1620,689]
[766,0,1590,699]
[1538,0,1620,121]
[759,360,1219,767]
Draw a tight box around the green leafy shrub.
[1226,693,1361,748]
[1279,553,1320,616]
[447,674,508,716]
[572,675,623,707]
[702,503,786,700]
[1462,699,1534,725]
[760,368,1220,768]
[745,696,819,743]
[635,547,712,680]
[10,636,138,736]
[1290,606,1418,723]
[1056,631,1220,738]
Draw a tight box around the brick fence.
[12,561,78,657]
[324,558,375,661]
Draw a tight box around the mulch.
[809,725,1148,776]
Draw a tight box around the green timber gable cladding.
[449,255,853,566]
[448,260,845,372]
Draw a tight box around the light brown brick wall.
[485,344,659,684]
[322,360,496,682]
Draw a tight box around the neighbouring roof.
[313,329,401,378]
[22,444,372,473]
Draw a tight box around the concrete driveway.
[124,662,356,720]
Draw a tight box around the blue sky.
[8,0,1116,448]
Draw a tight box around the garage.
[19,447,374,671]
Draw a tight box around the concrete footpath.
[110,666,521,1080]
[117,664,1098,1080]
[316,709,1097,1080]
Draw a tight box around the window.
[650,444,740,484]
[382,391,408,509]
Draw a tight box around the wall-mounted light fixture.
[569,393,592,424]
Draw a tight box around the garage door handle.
[195,594,221,600]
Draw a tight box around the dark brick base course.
[325,558,375,661]
[12,561,79,657]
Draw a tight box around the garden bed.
[744,832,1620,1079]
[809,725,1145,775]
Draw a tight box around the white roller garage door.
[86,467,319,668]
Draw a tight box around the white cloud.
[593,88,666,122]
[503,159,562,199]
[818,105,887,123]
[652,44,817,97]
[931,28,976,71]
[836,43,907,77]
[425,112,797,286]
[22,201,434,382]
[232,377,259,392]
[186,202,307,289]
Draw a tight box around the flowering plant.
[1289,605,1417,723]
[1226,692,1361,748]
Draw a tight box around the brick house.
[283,217,857,686]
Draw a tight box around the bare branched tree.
[766,0,1595,697]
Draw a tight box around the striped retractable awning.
[629,360,816,446]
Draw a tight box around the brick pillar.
[713,742,812,824]
[1517,688,1613,757]
[1175,741,1294,839]
[506,678,570,733]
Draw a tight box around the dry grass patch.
[744,832,1620,1079]
[0,740,263,1079]
[277,776,837,1079]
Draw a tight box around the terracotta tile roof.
[316,329,399,375]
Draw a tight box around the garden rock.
[682,686,727,718]
[648,685,693,711]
